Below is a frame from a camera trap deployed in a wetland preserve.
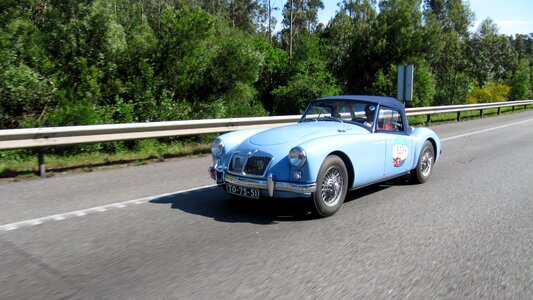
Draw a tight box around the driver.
[364,104,376,126]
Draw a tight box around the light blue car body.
[210,95,441,199]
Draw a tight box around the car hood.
[249,122,367,146]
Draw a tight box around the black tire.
[311,155,348,218]
[411,140,435,184]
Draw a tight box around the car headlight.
[211,138,224,157]
[289,147,307,168]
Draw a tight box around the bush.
[466,81,511,104]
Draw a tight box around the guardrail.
[1,100,532,176]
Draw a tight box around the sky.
[467,0,533,35]
[273,0,533,36]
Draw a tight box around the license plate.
[226,183,260,199]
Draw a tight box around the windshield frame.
[299,100,379,132]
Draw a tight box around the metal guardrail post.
[38,151,46,177]
[457,112,461,122]
[426,114,431,126]
[497,107,501,115]
[480,109,484,118]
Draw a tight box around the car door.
[343,102,387,187]
[376,107,414,176]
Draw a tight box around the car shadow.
[149,185,316,225]
[150,175,415,224]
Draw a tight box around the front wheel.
[311,155,348,218]
[411,140,435,184]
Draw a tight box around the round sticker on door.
[392,137,409,167]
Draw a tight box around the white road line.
[441,118,533,142]
[0,184,218,232]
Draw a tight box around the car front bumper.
[209,167,316,197]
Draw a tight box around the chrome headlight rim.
[211,138,225,157]
[289,147,307,168]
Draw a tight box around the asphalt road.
[1,111,533,299]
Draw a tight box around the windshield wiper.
[318,116,343,123]
[301,118,318,122]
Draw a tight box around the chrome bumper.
[224,174,316,197]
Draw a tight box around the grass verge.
[0,139,210,182]
[407,106,525,125]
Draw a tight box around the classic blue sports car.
[209,95,441,217]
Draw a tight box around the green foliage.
[321,12,354,88]
[129,22,158,57]
[467,19,518,86]
[422,0,475,105]
[273,33,341,114]
[252,37,291,113]
[0,64,53,127]
[509,59,532,100]
[38,101,113,126]
[371,66,396,96]
[411,61,436,107]
[369,60,436,108]
[375,0,428,64]
[326,2,378,94]
[273,71,341,114]
[466,82,511,104]
[0,15,55,128]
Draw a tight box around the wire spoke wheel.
[420,147,433,177]
[411,140,435,184]
[312,155,348,218]
[321,167,344,207]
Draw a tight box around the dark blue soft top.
[317,95,411,134]
[318,95,405,111]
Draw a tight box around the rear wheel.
[411,140,435,184]
[311,155,348,218]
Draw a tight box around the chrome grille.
[229,154,272,176]
[229,154,246,173]
[244,156,271,176]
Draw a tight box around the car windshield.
[300,100,377,130]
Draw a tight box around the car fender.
[409,127,441,169]
[294,133,375,187]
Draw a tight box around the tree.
[0,4,55,128]
[282,0,305,58]
[304,0,324,31]
[253,37,290,113]
[273,33,341,114]
[423,0,474,105]
[256,0,278,43]
[323,0,378,93]
[339,0,377,21]
[227,0,264,33]
[423,0,472,36]
[321,12,355,89]
[509,59,531,100]
[467,18,518,86]
[157,6,266,119]
[282,0,324,58]
[374,0,433,67]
